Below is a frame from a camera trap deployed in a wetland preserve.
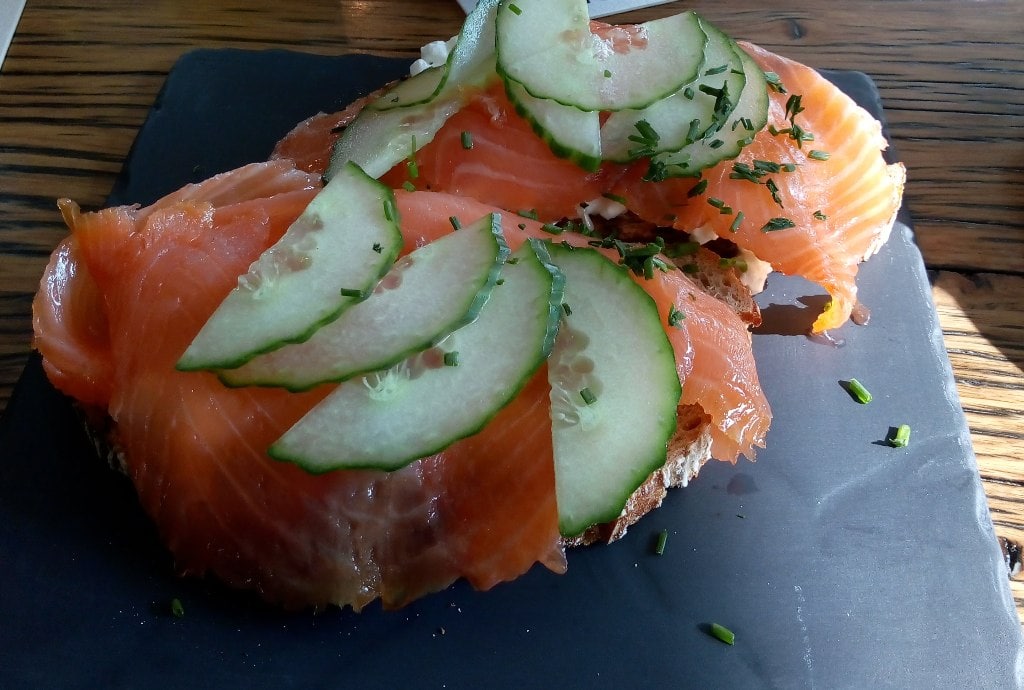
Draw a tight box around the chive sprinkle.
[889,424,912,447]
[508,2,522,15]
[685,118,702,145]
[764,71,786,93]
[683,86,695,100]
[461,131,473,149]
[844,378,873,404]
[710,623,735,645]
[340,288,363,298]
[406,159,419,179]
[517,208,539,220]
[668,304,686,328]
[507,257,520,264]
[517,222,527,230]
[766,178,783,207]
[561,302,572,316]
[654,529,669,555]
[443,351,460,367]
[687,178,709,197]
[813,210,827,221]
[761,217,796,232]
[402,181,416,192]
[170,598,185,619]
[449,215,462,231]
[372,242,382,253]
[808,149,831,161]
[707,197,726,209]
[541,223,563,235]
[603,69,612,78]
[705,64,728,75]
[729,211,745,232]
[580,388,597,406]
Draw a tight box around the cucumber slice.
[495,0,705,112]
[504,78,602,172]
[368,0,500,112]
[655,41,769,175]
[271,240,564,473]
[219,215,510,391]
[599,21,745,163]
[541,242,681,537]
[177,162,401,371]
[326,0,500,180]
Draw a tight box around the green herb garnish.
[889,424,912,447]
[580,388,597,406]
[808,149,831,161]
[443,351,460,367]
[710,623,735,645]
[449,215,462,231]
[844,378,873,404]
[813,210,827,221]
[461,131,473,149]
[761,217,796,232]
[507,2,522,15]
[339,288,364,298]
[654,529,669,555]
[170,598,184,619]
[764,71,786,93]
[668,304,686,328]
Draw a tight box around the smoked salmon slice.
[33,159,569,610]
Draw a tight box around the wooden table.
[1,0,1021,617]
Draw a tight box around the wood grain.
[1,0,1022,617]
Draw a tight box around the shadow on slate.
[1,49,1021,689]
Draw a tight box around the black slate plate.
[1,49,1021,689]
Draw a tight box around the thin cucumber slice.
[326,0,500,180]
[542,242,681,537]
[177,162,401,371]
[495,0,705,112]
[600,22,745,163]
[369,0,500,111]
[271,240,564,473]
[219,215,510,391]
[220,215,509,390]
[504,78,602,172]
[656,41,769,175]
[366,65,448,113]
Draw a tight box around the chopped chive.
[729,211,745,232]
[339,288,363,298]
[683,86,695,100]
[813,210,827,221]
[443,351,460,367]
[844,378,873,404]
[687,178,709,197]
[580,388,597,406]
[461,131,473,149]
[718,205,733,215]
[708,139,724,149]
[707,197,726,209]
[602,192,628,205]
[402,181,416,192]
[761,217,796,232]
[710,623,735,645]
[742,117,755,131]
[705,64,728,75]
[785,94,804,120]
[170,598,184,619]
[766,178,783,207]
[507,2,522,15]
[372,242,382,253]
[449,215,462,231]
[698,83,723,98]
[406,159,419,179]
[719,256,748,272]
[507,256,520,264]
[517,208,539,220]
[684,118,702,145]
[668,304,686,328]
[654,529,668,555]
[753,159,782,174]
[634,119,659,143]
[730,163,761,184]
[603,69,612,78]
[889,424,912,447]
[808,149,831,161]
[517,222,527,230]
[382,198,398,223]
[561,302,572,316]
[541,223,563,235]
[495,278,505,285]
[764,71,786,93]
[782,163,798,172]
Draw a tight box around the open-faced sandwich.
[32,0,904,610]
